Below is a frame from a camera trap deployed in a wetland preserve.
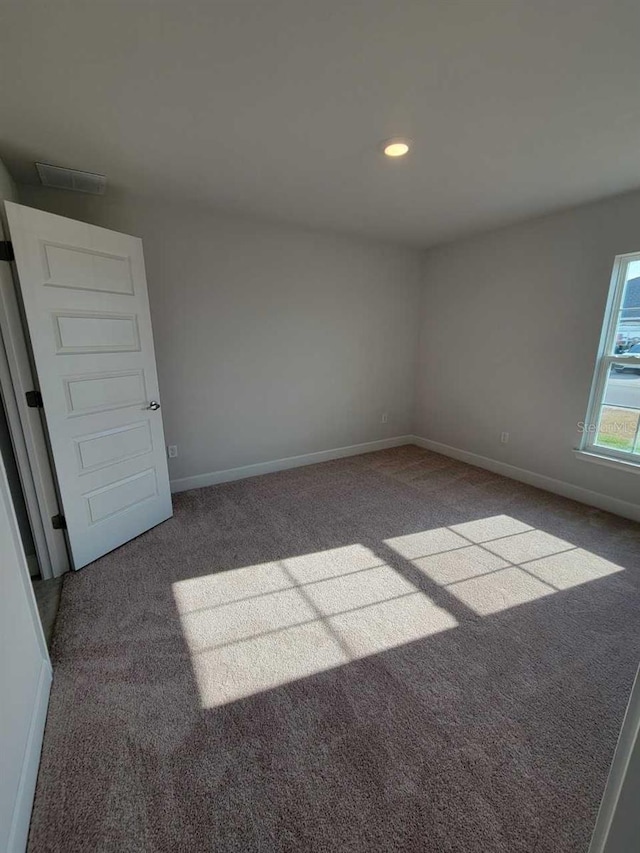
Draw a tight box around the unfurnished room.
[1,2,640,852]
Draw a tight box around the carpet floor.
[28,446,640,852]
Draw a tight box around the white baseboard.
[170,435,414,493]
[170,432,640,522]
[7,658,52,853]
[410,435,640,523]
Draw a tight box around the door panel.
[85,468,158,524]
[74,421,152,473]
[5,202,172,569]
[42,242,134,293]
[63,370,146,416]
[53,311,140,354]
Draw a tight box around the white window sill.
[574,449,640,474]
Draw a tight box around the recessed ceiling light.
[383,139,410,158]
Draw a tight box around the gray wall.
[16,181,640,509]
[414,190,640,508]
[19,186,423,482]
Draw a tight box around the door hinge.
[25,390,44,408]
[0,241,14,262]
[51,514,66,530]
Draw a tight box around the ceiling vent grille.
[36,163,107,195]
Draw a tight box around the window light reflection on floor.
[172,516,623,709]
[172,543,457,708]
[385,514,624,616]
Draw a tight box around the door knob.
[147,401,161,410]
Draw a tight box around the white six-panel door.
[5,202,172,569]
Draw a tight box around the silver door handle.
[147,401,161,411]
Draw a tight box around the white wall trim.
[410,435,640,523]
[6,658,52,853]
[170,435,413,493]
[588,667,640,853]
[573,449,640,475]
[171,432,640,523]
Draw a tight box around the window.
[581,253,640,466]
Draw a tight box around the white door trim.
[588,667,640,853]
[0,448,51,853]
[6,658,52,853]
[0,224,68,578]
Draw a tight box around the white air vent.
[36,163,107,195]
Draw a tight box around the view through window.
[582,254,640,461]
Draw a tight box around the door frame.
[0,444,52,853]
[0,226,69,579]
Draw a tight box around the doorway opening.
[0,388,62,646]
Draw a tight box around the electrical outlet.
[167,445,178,458]
[381,412,389,424]
[500,432,510,444]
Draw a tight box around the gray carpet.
[28,446,640,852]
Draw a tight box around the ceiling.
[1,0,639,247]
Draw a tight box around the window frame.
[580,251,640,467]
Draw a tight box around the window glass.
[594,368,640,455]
[613,259,640,354]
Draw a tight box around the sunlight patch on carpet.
[173,544,457,708]
[385,515,624,616]
[174,517,624,708]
